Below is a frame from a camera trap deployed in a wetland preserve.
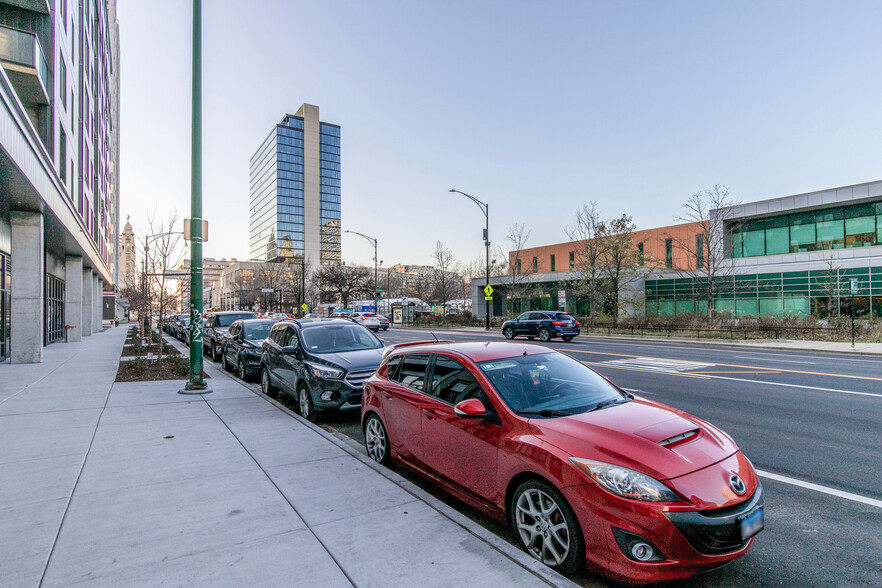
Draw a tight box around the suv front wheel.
[298,384,316,422]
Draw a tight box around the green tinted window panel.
[783,271,809,279]
[646,301,659,316]
[742,230,766,257]
[783,296,810,317]
[878,215,882,243]
[840,267,870,277]
[714,299,735,314]
[695,300,708,315]
[731,232,744,258]
[758,298,783,318]
[735,299,757,317]
[658,300,675,316]
[816,220,844,242]
[674,278,693,287]
[845,202,876,218]
[759,272,782,280]
[675,301,695,314]
[790,224,816,246]
[764,227,790,255]
[845,216,875,235]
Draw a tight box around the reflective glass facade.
[731,201,882,258]
[1,252,9,360]
[646,266,882,318]
[319,122,341,265]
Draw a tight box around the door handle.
[423,409,438,420]
[384,393,393,400]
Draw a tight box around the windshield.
[478,352,624,415]
[217,313,256,327]
[243,322,274,340]
[301,324,383,354]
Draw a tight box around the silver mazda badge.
[729,474,747,495]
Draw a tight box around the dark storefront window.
[1,253,9,360]
[46,274,65,344]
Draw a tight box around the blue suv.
[501,311,580,342]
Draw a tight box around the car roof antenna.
[431,332,439,343]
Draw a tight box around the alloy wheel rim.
[515,489,570,566]
[239,360,245,379]
[365,418,386,461]
[261,371,269,394]
[299,389,310,417]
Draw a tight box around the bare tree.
[315,264,372,308]
[432,241,461,318]
[672,185,741,324]
[599,214,644,324]
[567,202,607,326]
[504,223,533,317]
[816,250,841,317]
[145,211,185,359]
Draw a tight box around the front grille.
[665,484,763,555]
[344,369,376,388]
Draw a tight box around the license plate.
[739,507,764,541]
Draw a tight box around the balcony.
[0,1,50,15]
[0,25,50,106]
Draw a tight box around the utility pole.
[181,0,209,394]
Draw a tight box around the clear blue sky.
[118,0,882,270]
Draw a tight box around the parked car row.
[190,312,762,583]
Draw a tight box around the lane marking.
[703,375,882,398]
[600,357,714,374]
[757,470,882,509]
[582,362,711,380]
[568,349,882,383]
[733,355,816,365]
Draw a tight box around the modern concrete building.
[474,180,882,320]
[249,104,341,270]
[1,0,120,362]
[174,257,232,312]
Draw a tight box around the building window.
[695,235,704,269]
[1,253,9,360]
[569,251,574,269]
[637,242,644,264]
[550,254,555,272]
[59,58,67,108]
[59,126,67,184]
[665,239,673,269]
[532,256,538,273]
[46,274,65,345]
[516,259,521,275]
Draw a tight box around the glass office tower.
[249,104,341,266]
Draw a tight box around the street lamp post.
[449,189,490,330]
[345,230,378,314]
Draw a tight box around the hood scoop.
[658,428,700,448]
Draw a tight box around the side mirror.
[454,398,488,419]
[281,345,299,355]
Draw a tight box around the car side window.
[285,327,300,349]
[270,324,286,345]
[228,324,239,338]
[429,356,482,405]
[517,313,530,321]
[386,355,403,380]
[393,354,430,392]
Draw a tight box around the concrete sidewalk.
[0,326,577,587]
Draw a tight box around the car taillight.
[552,321,565,326]
[574,321,580,326]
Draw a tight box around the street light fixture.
[449,189,490,330]
[345,230,379,314]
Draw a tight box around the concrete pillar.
[10,211,44,363]
[82,268,93,337]
[93,275,101,332]
[64,256,84,342]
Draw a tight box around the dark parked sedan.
[260,318,384,421]
[502,311,580,342]
[221,318,278,380]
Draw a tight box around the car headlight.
[568,458,680,502]
[305,361,343,380]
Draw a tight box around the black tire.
[221,348,232,372]
[510,479,584,575]
[562,336,574,342]
[297,384,316,422]
[261,368,278,398]
[363,413,391,465]
[539,328,552,342]
[238,357,248,381]
[527,336,536,340]
[382,326,389,331]
[503,327,515,340]
[212,341,221,362]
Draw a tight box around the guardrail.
[579,324,840,341]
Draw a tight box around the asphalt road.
[219,327,882,587]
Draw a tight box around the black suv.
[221,318,278,381]
[260,319,384,421]
[501,311,580,342]
[204,311,257,360]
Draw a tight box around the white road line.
[757,470,882,509]
[706,375,882,398]
[733,355,816,365]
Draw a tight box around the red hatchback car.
[361,342,763,584]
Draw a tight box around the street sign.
[301,303,308,311]
[483,285,494,297]
[260,288,274,293]
[485,296,493,301]
[850,278,859,294]
[377,288,385,293]
[558,289,566,307]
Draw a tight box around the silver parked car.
[349,312,380,331]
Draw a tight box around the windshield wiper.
[586,398,631,413]
[515,409,574,418]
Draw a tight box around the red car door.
[421,355,500,504]
[381,354,430,466]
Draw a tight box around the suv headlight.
[568,458,680,502]
[305,361,343,380]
